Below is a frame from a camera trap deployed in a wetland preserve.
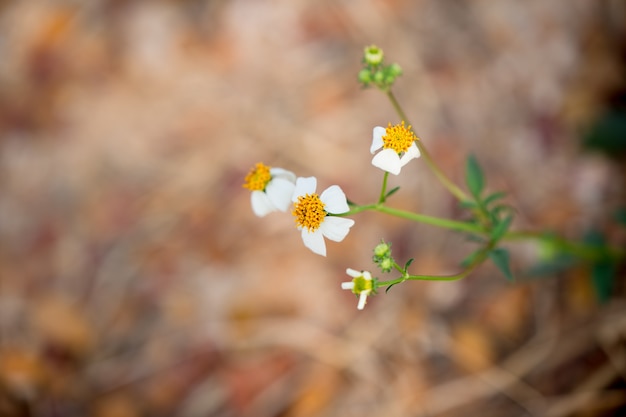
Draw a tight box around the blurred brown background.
[1,1,625,416]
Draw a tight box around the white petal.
[399,142,421,167]
[341,282,355,290]
[357,291,370,310]
[250,191,276,217]
[371,148,402,175]
[319,216,355,242]
[370,126,386,154]
[301,228,326,256]
[346,268,361,278]
[320,185,349,214]
[362,271,373,280]
[270,167,296,184]
[292,176,317,202]
[265,178,296,211]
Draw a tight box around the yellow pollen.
[243,162,272,191]
[382,121,418,154]
[292,193,326,231]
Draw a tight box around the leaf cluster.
[461,155,515,281]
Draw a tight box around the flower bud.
[363,45,384,66]
[373,70,385,84]
[358,68,372,85]
[374,242,391,258]
[379,258,393,273]
[387,63,403,77]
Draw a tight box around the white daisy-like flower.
[243,162,296,217]
[370,121,421,175]
[291,177,355,256]
[341,268,374,310]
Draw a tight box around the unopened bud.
[363,45,384,66]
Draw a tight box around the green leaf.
[385,283,398,293]
[525,254,577,277]
[465,234,487,244]
[583,229,616,304]
[483,191,507,208]
[491,214,513,241]
[404,258,415,271]
[385,186,401,199]
[591,261,615,304]
[459,200,479,210]
[465,154,485,198]
[582,108,626,159]
[489,248,514,281]
[461,248,483,267]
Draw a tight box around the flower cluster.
[242,46,424,310]
[242,120,421,258]
[241,44,624,312]
[373,241,394,272]
[358,45,403,90]
[243,164,355,257]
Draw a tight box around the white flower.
[243,163,296,217]
[291,177,355,256]
[341,268,374,310]
[370,122,420,175]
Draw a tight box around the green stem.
[376,248,489,287]
[385,90,469,202]
[336,203,485,235]
[378,172,389,203]
[504,230,625,262]
[385,88,409,124]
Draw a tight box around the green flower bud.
[387,63,403,77]
[380,258,393,273]
[363,45,384,66]
[373,70,385,84]
[374,242,391,258]
[358,68,372,85]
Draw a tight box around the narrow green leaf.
[583,229,616,304]
[385,186,401,199]
[491,214,513,241]
[404,258,415,271]
[465,234,487,244]
[465,154,485,198]
[459,200,479,209]
[385,283,398,293]
[461,248,483,267]
[489,248,514,281]
[483,191,507,207]
[591,261,615,304]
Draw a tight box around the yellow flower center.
[292,194,326,231]
[382,121,418,154]
[243,162,272,191]
[352,275,373,295]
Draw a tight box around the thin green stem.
[335,203,485,235]
[504,230,625,262]
[385,89,469,202]
[376,248,489,287]
[378,172,389,203]
[375,205,483,234]
[385,88,409,124]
